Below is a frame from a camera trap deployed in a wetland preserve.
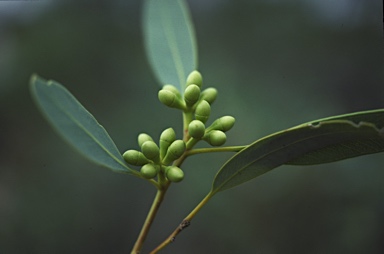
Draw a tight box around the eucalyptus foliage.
[30,0,384,253]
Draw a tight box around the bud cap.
[188,120,205,139]
[204,130,227,146]
[163,84,181,98]
[184,84,201,106]
[200,87,218,104]
[159,128,176,159]
[195,100,211,123]
[138,133,154,148]
[158,89,186,110]
[123,150,149,166]
[141,141,160,162]
[165,166,184,182]
[186,70,203,88]
[140,164,158,179]
[162,140,186,164]
[208,116,235,132]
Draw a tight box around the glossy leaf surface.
[300,109,384,129]
[287,109,384,164]
[30,75,136,175]
[211,110,384,193]
[143,0,197,93]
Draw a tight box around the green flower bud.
[186,70,203,88]
[200,87,218,105]
[165,166,184,182]
[163,84,181,98]
[140,163,158,179]
[138,133,154,148]
[188,120,205,139]
[184,84,201,106]
[123,150,149,166]
[207,116,235,132]
[195,100,211,123]
[162,140,186,165]
[141,141,160,163]
[158,89,186,110]
[204,130,227,146]
[159,128,176,159]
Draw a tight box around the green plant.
[29,0,384,253]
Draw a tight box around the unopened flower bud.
[195,100,211,123]
[138,133,154,148]
[207,116,235,132]
[204,130,227,146]
[200,87,218,105]
[184,84,200,106]
[186,70,203,88]
[141,141,160,163]
[163,84,181,98]
[159,128,176,159]
[140,163,158,179]
[158,89,186,110]
[162,140,186,165]
[165,166,184,182]
[123,150,149,166]
[188,120,205,139]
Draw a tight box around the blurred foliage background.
[0,0,383,253]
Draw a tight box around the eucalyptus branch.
[29,0,384,253]
[131,183,170,254]
[150,192,215,254]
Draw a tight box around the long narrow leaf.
[30,75,136,175]
[211,111,384,194]
[287,109,384,165]
[300,109,384,129]
[143,0,197,93]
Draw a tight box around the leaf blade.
[143,0,197,93]
[30,75,136,175]
[286,109,384,165]
[211,111,384,194]
[300,109,384,129]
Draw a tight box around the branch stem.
[150,192,214,253]
[131,184,169,254]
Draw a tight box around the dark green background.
[1,1,383,253]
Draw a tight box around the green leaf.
[211,110,384,194]
[30,75,137,175]
[143,0,197,93]
[287,109,384,165]
[300,109,384,129]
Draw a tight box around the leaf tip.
[29,73,39,86]
[30,74,51,87]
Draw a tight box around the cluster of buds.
[158,71,217,112]
[158,70,235,147]
[202,116,235,146]
[123,129,185,182]
[124,70,235,183]
[188,116,236,147]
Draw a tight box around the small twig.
[131,182,170,254]
[150,192,214,253]
[170,220,191,242]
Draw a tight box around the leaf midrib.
[43,83,131,172]
[160,2,185,89]
[212,122,380,193]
